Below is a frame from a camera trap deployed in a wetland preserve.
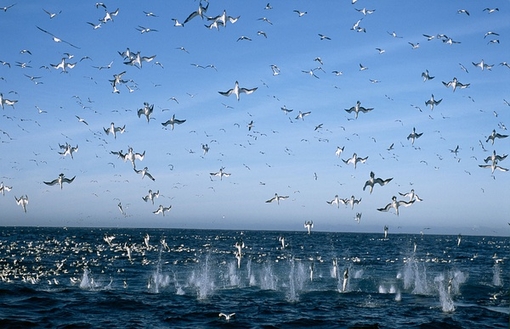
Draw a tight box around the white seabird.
[137,102,154,123]
[304,220,314,234]
[134,166,155,181]
[15,195,29,213]
[345,100,373,119]
[407,127,423,145]
[0,182,12,196]
[342,153,368,169]
[363,171,393,194]
[210,167,231,180]
[161,114,186,130]
[153,205,172,216]
[377,196,415,216]
[44,173,76,189]
[266,193,289,205]
[104,122,125,139]
[218,81,257,101]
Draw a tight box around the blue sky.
[1,1,509,235]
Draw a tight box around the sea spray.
[435,274,455,312]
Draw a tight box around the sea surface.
[0,227,508,328]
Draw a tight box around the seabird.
[103,122,125,139]
[304,220,313,234]
[345,100,373,119]
[266,193,289,204]
[15,195,29,213]
[442,77,469,92]
[327,195,345,208]
[345,195,361,209]
[0,93,17,109]
[425,94,442,110]
[153,205,172,216]
[354,212,362,224]
[58,142,78,159]
[398,189,423,202]
[218,81,257,101]
[407,127,423,145]
[44,173,76,189]
[36,26,80,49]
[210,167,231,180]
[142,190,159,204]
[161,114,186,130]
[134,166,155,181]
[137,102,154,123]
[0,182,12,196]
[363,171,393,194]
[421,69,434,81]
[342,153,368,169]
[486,129,508,145]
[377,196,415,216]
[295,111,311,120]
[219,313,235,321]
[183,1,209,25]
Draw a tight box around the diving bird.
[44,173,76,189]
[15,195,29,213]
[117,147,145,167]
[161,114,186,130]
[398,189,423,202]
[266,193,289,204]
[134,166,155,181]
[210,167,231,180]
[218,81,257,101]
[327,195,345,208]
[137,102,154,123]
[153,205,171,216]
[442,77,469,92]
[0,93,18,109]
[425,94,442,110]
[377,196,415,216]
[183,1,209,25]
[342,153,368,169]
[354,212,362,224]
[345,195,362,209]
[335,146,345,157]
[486,129,508,145]
[103,122,125,139]
[304,220,313,234]
[345,100,373,119]
[483,150,508,164]
[295,111,311,121]
[472,59,493,71]
[407,127,423,145]
[478,161,508,174]
[363,171,393,194]
[58,142,78,159]
[0,182,12,196]
[421,69,435,81]
[142,190,159,204]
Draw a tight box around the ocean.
[0,227,508,328]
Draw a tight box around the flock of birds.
[0,1,508,232]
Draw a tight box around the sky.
[0,0,509,235]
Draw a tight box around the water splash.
[402,257,429,295]
[435,274,455,312]
[79,268,95,290]
[189,254,215,300]
[259,262,277,290]
[492,262,502,287]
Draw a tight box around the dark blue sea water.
[0,227,508,328]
